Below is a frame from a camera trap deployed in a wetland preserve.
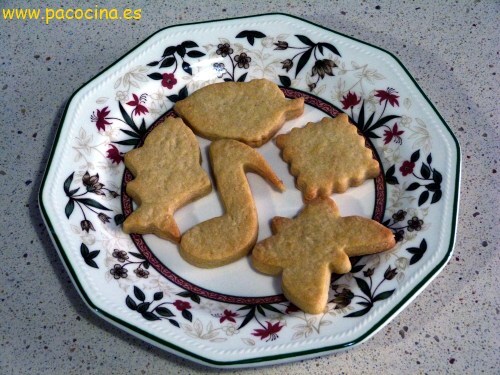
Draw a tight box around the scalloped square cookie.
[275,114,380,201]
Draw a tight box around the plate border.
[38,12,461,367]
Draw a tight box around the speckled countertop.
[1,1,498,374]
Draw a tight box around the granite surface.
[1,0,498,374]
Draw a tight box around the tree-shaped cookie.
[275,114,380,201]
[252,197,395,314]
[174,78,304,147]
[123,117,211,243]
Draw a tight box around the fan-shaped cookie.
[123,117,212,243]
[252,197,395,314]
[275,114,380,201]
[174,78,304,147]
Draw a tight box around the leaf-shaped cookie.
[275,114,380,201]
[174,78,304,147]
[252,197,395,314]
[123,117,211,243]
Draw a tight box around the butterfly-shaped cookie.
[252,197,395,314]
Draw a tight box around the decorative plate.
[39,13,460,368]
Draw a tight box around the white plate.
[39,13,461,368]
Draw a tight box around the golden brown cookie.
[174,78,304,147]
[275,114,380,201]
[123,117,212,243]
[252,197,395,314]
[180,139,285,268]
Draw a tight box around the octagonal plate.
[39,13,460,367]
